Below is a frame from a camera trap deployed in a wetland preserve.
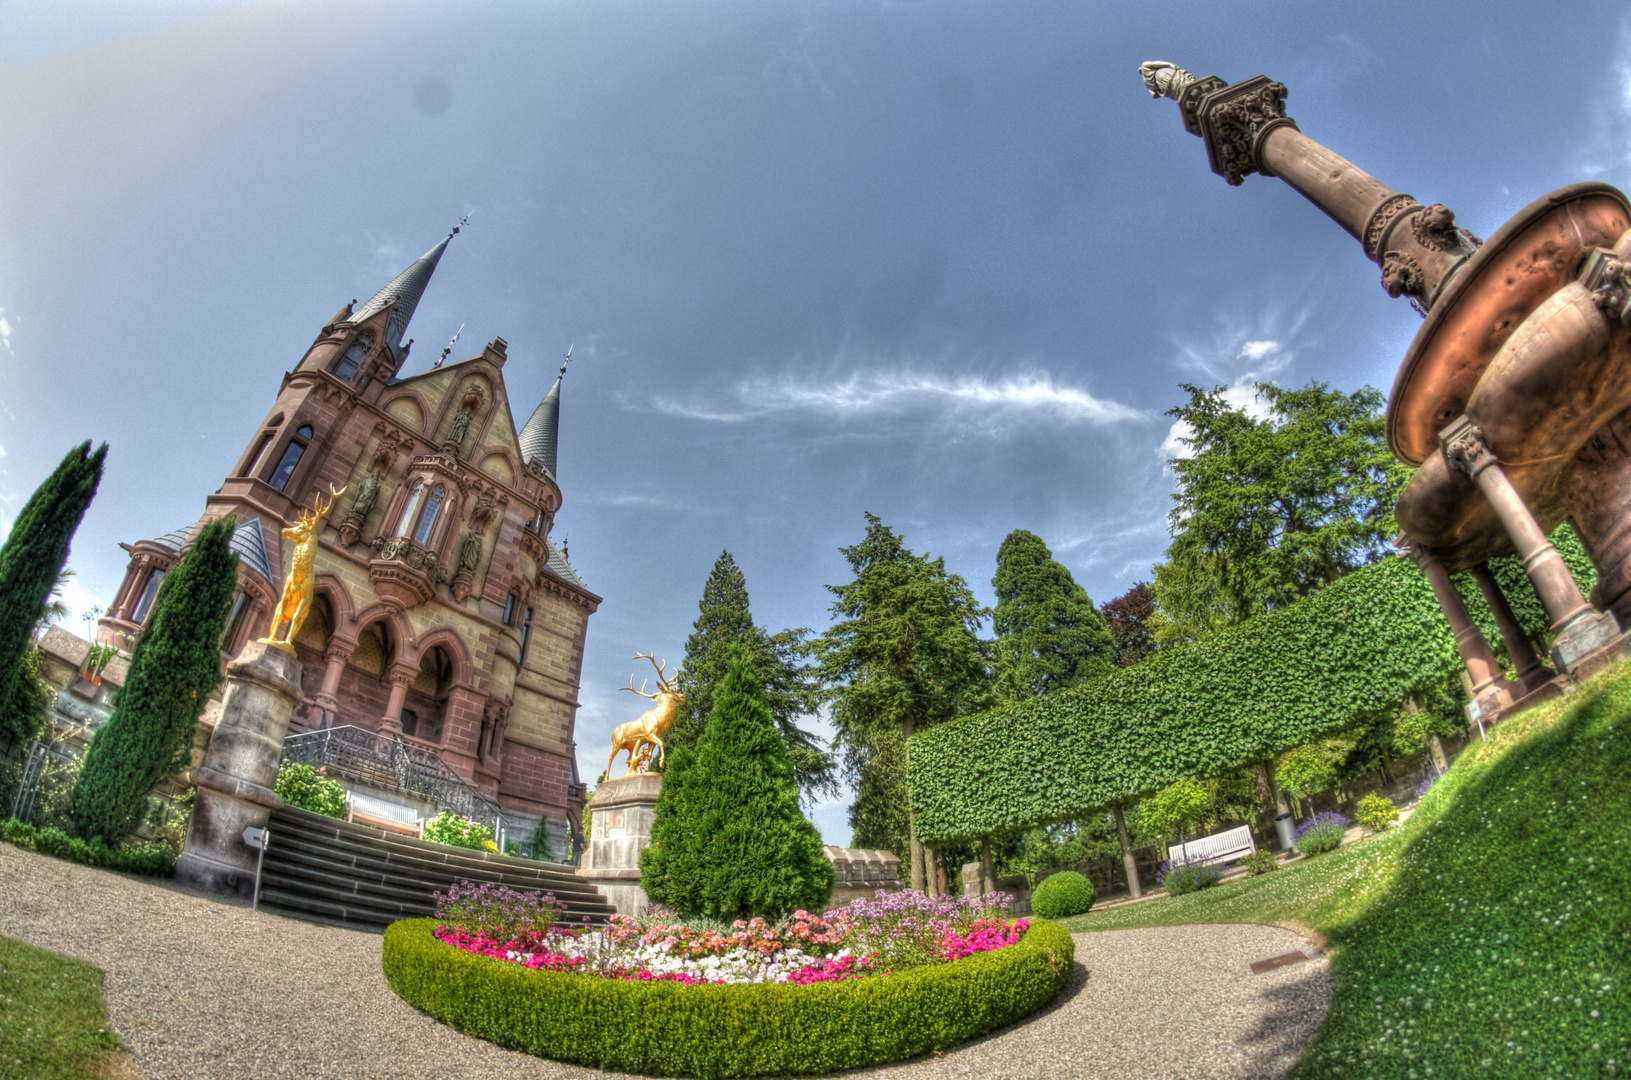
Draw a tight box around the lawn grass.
[0,935,126,1080]
[1063,661,1631,1078]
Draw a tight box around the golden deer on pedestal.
[604,653,685,779]
[257,484,344,655]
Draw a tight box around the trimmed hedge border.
[383,916,1075,1077]
[0,817,176,877]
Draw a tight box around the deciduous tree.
[1099,581,1158,668]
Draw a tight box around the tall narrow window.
[242,433,273,478]
[394,483,424,537]
[268,425,313,492]
[132,570,166,623]
[331,332,373,381]
[221,591,250,650]
[502,593,517,627]
[519,607,534,662]
[412,485,445,546]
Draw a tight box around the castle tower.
[99,229,598,852]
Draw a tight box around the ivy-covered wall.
[909,530,1596,845]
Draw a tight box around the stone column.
[1442,418,1620,672]
[978,836,997,897]
[378,663,415,736]
[1399,539,1506,701]
[576,772,662,915]
[1469,563,1551,692]
[311,638,354,729]
[1112,803,1141,899]
[176,641,303,899]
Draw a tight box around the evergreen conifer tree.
[671,551,836,800]
[807,514,988,884]
[0,441,106,743]
[72,515,240,842]
[991,529,1116,703]
[641,648,833,920]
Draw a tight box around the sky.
[3,0,1630,846]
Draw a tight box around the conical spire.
[519,345,573,479]
[350,219,465,350]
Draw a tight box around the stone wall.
[823,846,903,905]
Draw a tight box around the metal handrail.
[281,724,501,829]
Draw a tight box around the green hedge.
[383,917,1074,1077]
[0,818,175,877]
[911,531,1595,845]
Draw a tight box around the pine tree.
[1100,581,1158,667]
[807,514,988,885]
[641,648,834,920]
[991,529,1116,703]
[72,515,240,842]
[671,551,836,801]
[0,442,106,744]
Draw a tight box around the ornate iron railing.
[281,725,501,829]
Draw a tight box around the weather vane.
[559,343,574,379]
[450,212,470,238]
[434,323,465,368]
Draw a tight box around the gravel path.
[2,843,1329,1080]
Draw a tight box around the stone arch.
[478,450,516,485]
[313,572,355,635]
[351,602,415,661]
[383,393,427,431]
[408,625,475,690]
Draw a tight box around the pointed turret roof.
[350,223,462,350]
[518,376,562,479]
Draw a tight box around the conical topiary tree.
[72,515,240,843]
[641,647,834,921]
[0,442,106,743]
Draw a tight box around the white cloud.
[1158,372,1278,461]
[1238,339,1281,361]
[0,309,13,356]
[648,368,1143,429]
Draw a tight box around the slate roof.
[544,540,584,588]
[517,376,561,479]
[349,233,452,350]
[145,517,274,583]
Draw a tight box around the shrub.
[274,763,347,819]
[1157,857,1222,895]
[1030,871,1096,918]
[1294,811,1349,855]
[435,880,565,942]
[0,817,174,876]
[1238,849,1279,876]
[1354,792,1400,833]
[382,915,1074,1077]
[423,811,494,851]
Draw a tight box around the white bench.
[346,792,424,838]
[1168,824,1256,867]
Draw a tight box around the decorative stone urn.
[176,640,302,898]
[576,772,662,915]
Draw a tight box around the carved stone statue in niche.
[451,528,484,602]
[338,444,397,547]
[447,384,486,450]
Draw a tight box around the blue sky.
[3,0,1629,844]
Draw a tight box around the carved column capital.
[1394,535,1436,569]
[323,637,356,666]
[387,663,418,689]
[1440,417,1498,479]
[1580,247,1631,324]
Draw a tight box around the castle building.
[97,228,598,851]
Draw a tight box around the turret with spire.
[519,344,572,480]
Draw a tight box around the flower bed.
[383,889,1075,1077]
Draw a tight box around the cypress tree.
[991,529,1116,703]
[0,442,106,743]
[642,648,833,921]
[672,551,836,800]
[72,515,240,842]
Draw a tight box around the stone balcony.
[367,535,446,611]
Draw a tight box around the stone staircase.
[257,804,616,932]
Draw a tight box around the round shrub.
[1294,812,1349,855]
[1238,849,1279,877]
[274,763,347,819]
[1030,871,1095,918]
[383,916,1074,1077]
[1355,793,1400,833]
[423,811,495,851]
[1157,858,1222,895]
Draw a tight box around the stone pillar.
[577,772,662,915]
[1113,803,1141,899]
[978,836,997,897]
[1442,417,1620,672]
[378,664,415,736]
[176,641,302,899]
[1399,539,1506,702]
[311,638,353,729]
[1469,563,1552,693]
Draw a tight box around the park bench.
[1167,823,1256,867]
[346,791,424,838]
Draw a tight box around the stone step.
[257,805,615,933]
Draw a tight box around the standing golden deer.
[257,484,344,654]
[604,653,685,779]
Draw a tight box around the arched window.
[394,483,424,537]
[220,591,251,650]
[413,485,445,545]
[132,570,166,623]
[332,332,373,381]
[269,425,313,492]
[242,433,273,478]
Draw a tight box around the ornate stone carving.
[1411,203,1463,252]
[1138,61,1196,101]
[1381,251,1427,306]
[1580,247,1631,323]
[367,534,446,610]
[1442,419,1498,479]
[1193,75,1294,186]
[1363,193,1421,261]
[1394,536,1433,569]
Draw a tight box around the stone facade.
[95,234,599,844]
[823,846,903,905]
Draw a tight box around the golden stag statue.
[257,485,344,654]
[604,653,685,779]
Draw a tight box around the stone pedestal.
[176,641,303,899]
[576,772,662,915]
